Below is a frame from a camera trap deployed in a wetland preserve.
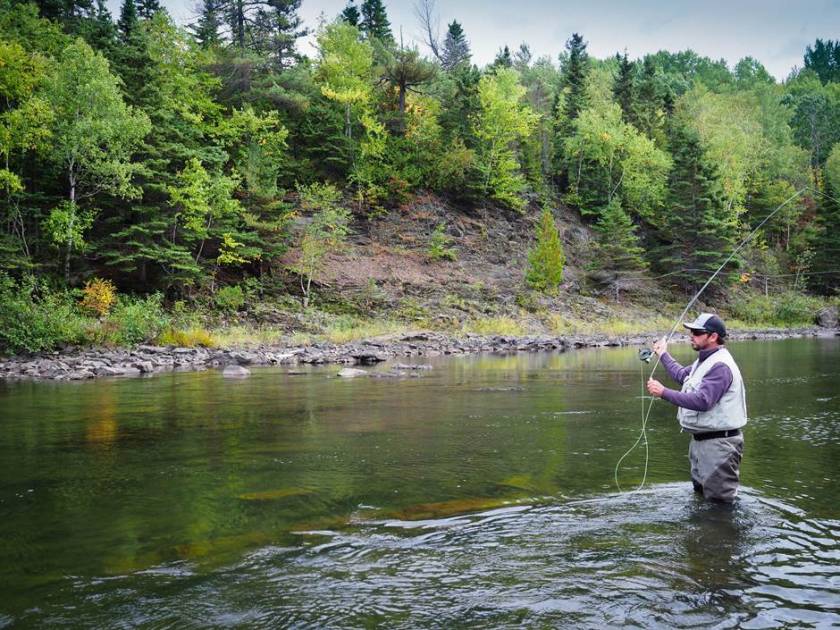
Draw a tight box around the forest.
[1,0,839,353]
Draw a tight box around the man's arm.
[659,352,691,385]
[660,363,733,411]
[651,338,691,385]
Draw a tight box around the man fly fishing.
[645,314,747,503]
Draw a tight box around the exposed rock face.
[816,306,838,328]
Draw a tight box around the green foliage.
[108,293,169,345]
[588,198,647,296]
[729,290,826,325]
[0,274,86,354]
[564,102,670,221]
[427,223,456,261]
[474,68,538,211]
[525,207,565,294]
[289,182,352,307]
[214,285,246,312]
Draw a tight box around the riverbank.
[1,326,836,381]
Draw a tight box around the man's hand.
[647,378,666,398]
[652,337,668,357]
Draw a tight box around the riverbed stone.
[223,364,251,378]
[337,368,368,378]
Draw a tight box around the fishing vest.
[677,347,747,432]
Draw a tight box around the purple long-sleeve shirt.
[659,347,733,412]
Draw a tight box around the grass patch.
[461,316,527,336]
[545,314,674,336]
[210,326,286,348]
[157,327,216,348]
[322,317,407,344]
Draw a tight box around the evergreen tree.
[80,0,117,55]
[809,144,840,294]
[116,0,138,38]
[492,45,512,69]
[804,38,840,84]
[612,51,634,124]
[589,198,647,299]
[438,63,481,145]
[136,0,162,19]
[441,20,469,71]
[340,0,360,26]
[251,0,309,70]
[633,55,666,145]
[659,122,737,293]
[526,206,565,293]
[561,33,589,131]
[191,0,223,49]
[359,0,392,44]
[382,44,436,129]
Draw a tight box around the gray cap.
[683,313,727,338]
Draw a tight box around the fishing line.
[613,186,811,493]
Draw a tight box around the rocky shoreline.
[0,326,837,382]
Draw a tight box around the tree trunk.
[64,172,76,285]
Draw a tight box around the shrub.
[0,274,87,354]
[526,208,565,294]
[109,294,169,345]
[428,223,457,261]
[214,285,246,312]
[729,290,824,326]
[80,278,117,317]
[157,327,215,347]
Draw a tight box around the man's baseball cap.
[682,313,727,338]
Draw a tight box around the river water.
[0,338,838,627]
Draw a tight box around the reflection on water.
[22,485,838,628]
[0,338,838,627]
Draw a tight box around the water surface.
[1,338,838,627]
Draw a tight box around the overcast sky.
[116,0,840,80]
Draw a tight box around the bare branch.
[414,0,441,62]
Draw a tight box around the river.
[1,337,838,627]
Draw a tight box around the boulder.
[223,364,251,378]
[816,306,838,328]
[337,368,368,378]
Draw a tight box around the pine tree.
[492,45,512,69]
[589,198,647,299]
[191,0,223,48]
[526,206,565,293]
[660,122,737,294]
[441,20,469,70]
[116,0,138,38]
[136,0,162,19]
[340,0,360,26]
[553,32,589,184]
[613,51,635,124]
[360,0,392,44]
[251,0,309,70]
[809,146,840,294]
[561,33,589,132]
[633,56,666,145]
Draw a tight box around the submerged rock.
[337,368,368,378]
[222,364,251,378]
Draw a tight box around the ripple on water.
[21,484,838,628]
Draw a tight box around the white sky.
[110,0,840,80]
